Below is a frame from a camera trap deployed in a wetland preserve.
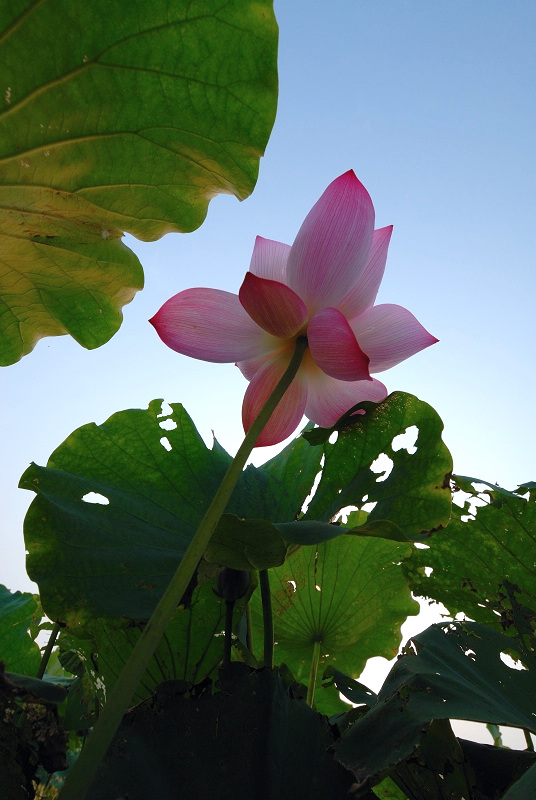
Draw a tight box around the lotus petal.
[150,288,275,362]
[242,356,307,446]
[239,272,307,338]
[351,304,439,372]
[286,171,375,312]
[308,307,371,381]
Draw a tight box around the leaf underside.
[0,0,278,363]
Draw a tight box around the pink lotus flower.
[150,171,437,446]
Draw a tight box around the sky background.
[2,0,535,734]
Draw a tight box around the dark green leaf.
[205,514,288,570]
[517,482,536,500]
[391,719,474,800]
[323,666,377,707]
[0,584,41,674]
[0,0,278,363]
[87,665,355,800]
[458,739,536,800]
[344,516,410,543]
[404,476,536,628]
[304,393,452,541]
[276,520,346,545]
[5,671,68,704]
[501,761,536,800]
[334,621,536,784]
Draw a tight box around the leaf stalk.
[306,640,321,707]
[259,569,274,669]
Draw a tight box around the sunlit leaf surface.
[20,401,316,623]
[405,476,536,627]
[0,0,278,363]
[250,536,419,712]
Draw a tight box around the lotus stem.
[259,569,274,668]
[36,622,61,680]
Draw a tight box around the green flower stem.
[36,622,61,679]
[59,336,308,800]
[306,640,321,707]
[259,569,274,668]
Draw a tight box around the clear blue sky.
[3,0,535,610]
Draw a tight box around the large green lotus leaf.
[0,584,40,674]
[334,621,536,785]
[303,393,452,541]
[404,477,536,628]
[86,665,354,800]
[20,401,319,624]
[0,0,278,363]
[249,536,419,713]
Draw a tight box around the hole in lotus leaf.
[333,505,359,523]
[414,542,430,550]
[287,580,297,592]
[424,567,433,577]
[82,492,109,505]
[464,648,477,660]
[453,485,491,518]
[160,437,172,452]
[315,584,321,592]
[157,401,173,418]
[500,652,527,670]
[391,425,419,454]
[361,500,377,513]
[159,419,177,431]
[369,453,393,482]
[301,456,325,514]
[328,430,338,444]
